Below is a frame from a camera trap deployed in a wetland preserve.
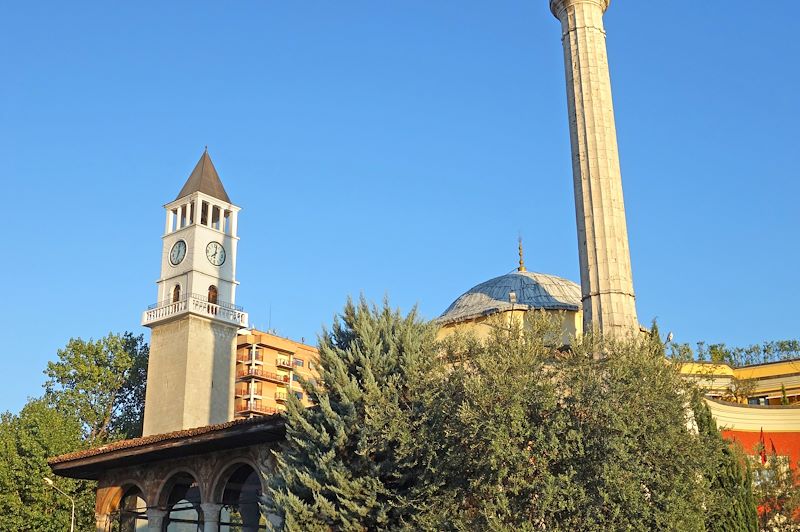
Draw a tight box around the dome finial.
[518,236,526,272]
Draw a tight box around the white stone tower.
[141,150,248,436]
[550,0,639,335]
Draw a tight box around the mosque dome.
[437,269,581,326]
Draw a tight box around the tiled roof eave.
[48,415,285,479]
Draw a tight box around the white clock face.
[206,241,226,266]
[169,240,187,265]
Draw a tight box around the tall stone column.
[550,0,639,335]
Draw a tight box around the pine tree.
[262,298,442,531]
[693,396,758,531]
[780,384,790,405]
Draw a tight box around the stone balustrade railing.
[142,295,248,327]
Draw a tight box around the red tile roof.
[49,414,279,465]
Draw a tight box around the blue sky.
[1,1,798,414]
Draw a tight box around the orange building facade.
[685,360,800,471]
[235,329,319,418]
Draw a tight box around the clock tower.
[141,150,248,436]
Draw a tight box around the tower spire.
[176,149,231,203]
[517,237,527,272]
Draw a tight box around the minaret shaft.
[551,0,638,335]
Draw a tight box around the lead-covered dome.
[438,270,581,325]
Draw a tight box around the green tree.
[266,303,757,531]
[430,314,717,530]
[752,450,800,530]
[44,332,149,442]
[0,399,95,531]
[262,298,442,531]
[693,396,758,531]
[680,340,800,367]
[0,331,148,530]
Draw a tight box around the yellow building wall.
[680,360,800,405]
[436,308,582,346]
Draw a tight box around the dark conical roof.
[176,150,231,203]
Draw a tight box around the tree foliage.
[262,298,441,531]
[752,450,800,530]
[265,302,757,531]
[693,396,758,531]
[44,332,149,443]
[671,340,800,367]
[0,399,95,531]
[0,331,148,531]
[430,314,712,530]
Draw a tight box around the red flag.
[759,428,767,464]
[770,438,777,456]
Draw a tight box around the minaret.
[550,0,638,335]
[140,150,248,435]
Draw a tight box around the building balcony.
[236,353,263,364]
[234,399,279,416]
[236,366,289,385]
[275,393,288,403]
[276,358,293,369]
[142,293,248,328]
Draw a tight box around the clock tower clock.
[140,150,248,436]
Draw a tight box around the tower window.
[212,206,221,230]
[201,201,209,226]
[208,285,218,305]
[172,284,181,303]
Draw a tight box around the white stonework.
[142,156,247,436]
[154,190,241,310]
[550,0,639,335]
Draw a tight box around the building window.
[292,374,300,382]
[172,284,181,303]
[748,396,768,406]
[208,285,218,305]
[309,361,315,370]
[293,359,304,368]
[294,391,303,401]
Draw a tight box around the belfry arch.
[159,471,204,530]
[213,462,267,531]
